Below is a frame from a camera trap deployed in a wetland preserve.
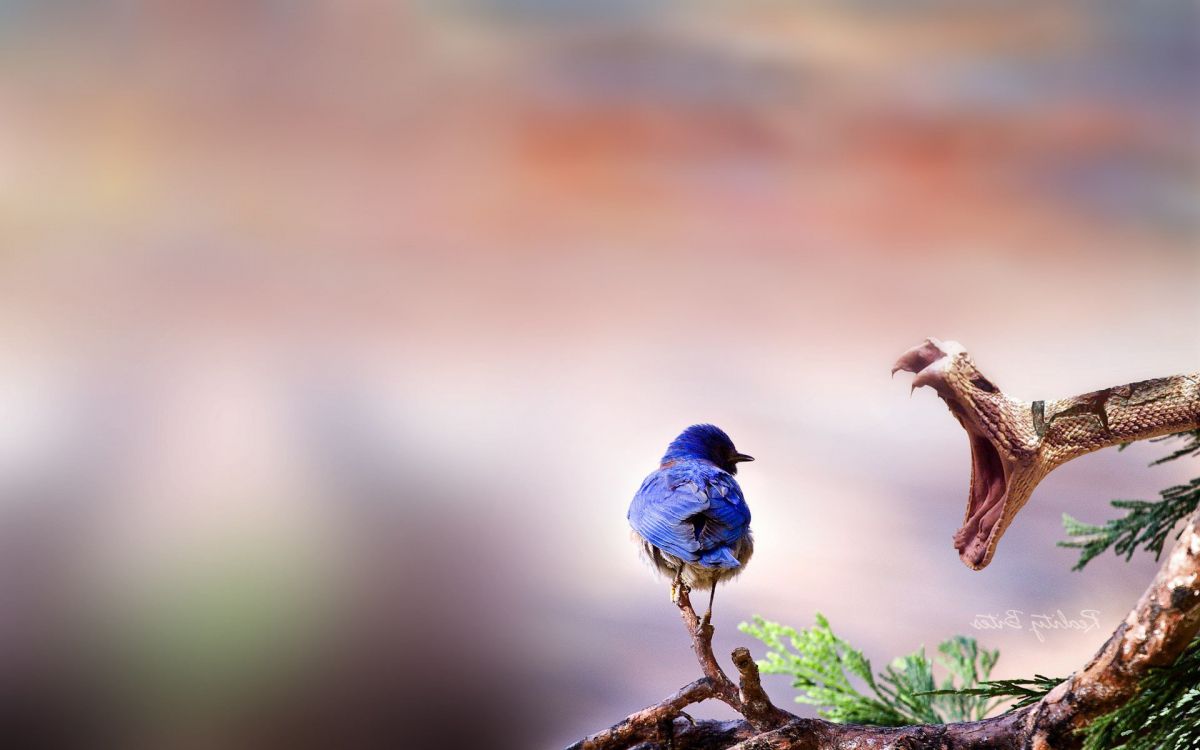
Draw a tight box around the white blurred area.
[0,2,1196,748]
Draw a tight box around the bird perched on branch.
[628,424,754,627]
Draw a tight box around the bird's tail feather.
[699,546,741,569]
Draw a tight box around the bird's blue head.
[662,424,755,474]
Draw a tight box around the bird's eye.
[970,374,997,393]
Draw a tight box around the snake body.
[894,338,1200,570]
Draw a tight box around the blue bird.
[628,424,754,626]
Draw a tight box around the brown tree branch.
[567,679,717,750]
[674,585,742,712]
[724,712,1032,750]
[567,508,1200,750]
[648,719,757,750]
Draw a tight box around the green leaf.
[739,615,1026,725]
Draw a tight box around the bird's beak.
[731,453,755,464]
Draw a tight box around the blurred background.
[0,1,1196,748]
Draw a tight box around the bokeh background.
[0,1,1196,748]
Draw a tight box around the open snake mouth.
[894,338,1011,570]
[956,423,1009,569]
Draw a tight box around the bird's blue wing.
[628,467,751,568]
[628,471,709,562]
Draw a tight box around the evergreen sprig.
[1059,478,1200,571]
[921,674,1062,711]
[1060,430,1200,571]
[739,615,1016,725]
[1149,429,1200,465]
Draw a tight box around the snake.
[893,338,1200,570]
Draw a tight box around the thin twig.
[675,585,744,712]
[731,647,793,729]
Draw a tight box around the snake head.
[894,338,1041,571]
